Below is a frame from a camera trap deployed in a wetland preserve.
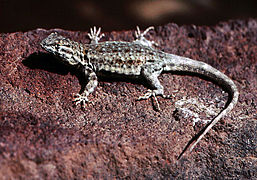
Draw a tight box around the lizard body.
[40,26,239,157]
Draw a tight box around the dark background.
[1,0,256,33]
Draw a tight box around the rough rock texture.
[0,19,256,179]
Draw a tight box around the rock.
[0,19,256,179]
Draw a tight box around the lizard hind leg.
[138,66,173,111]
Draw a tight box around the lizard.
[40,26,239,157]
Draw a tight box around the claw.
[73,94,89,108]
[135,26,154,39]
[138,89,174,111]
[88,26,105,44]
[138,89,153,100]
[138,90,161,111]
[134,26,158,47]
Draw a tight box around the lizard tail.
[163,54,239,158]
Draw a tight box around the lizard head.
[40,32,81,65]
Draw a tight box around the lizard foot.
[73,94,92,108]
[138,89,173,111]
[138,89,161,111]
[88,26,105,44]
[134,26,158,47]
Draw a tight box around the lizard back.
[83,41,166,75]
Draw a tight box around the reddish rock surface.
[0,19,256,179]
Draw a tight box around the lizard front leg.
[73,67,98,108]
